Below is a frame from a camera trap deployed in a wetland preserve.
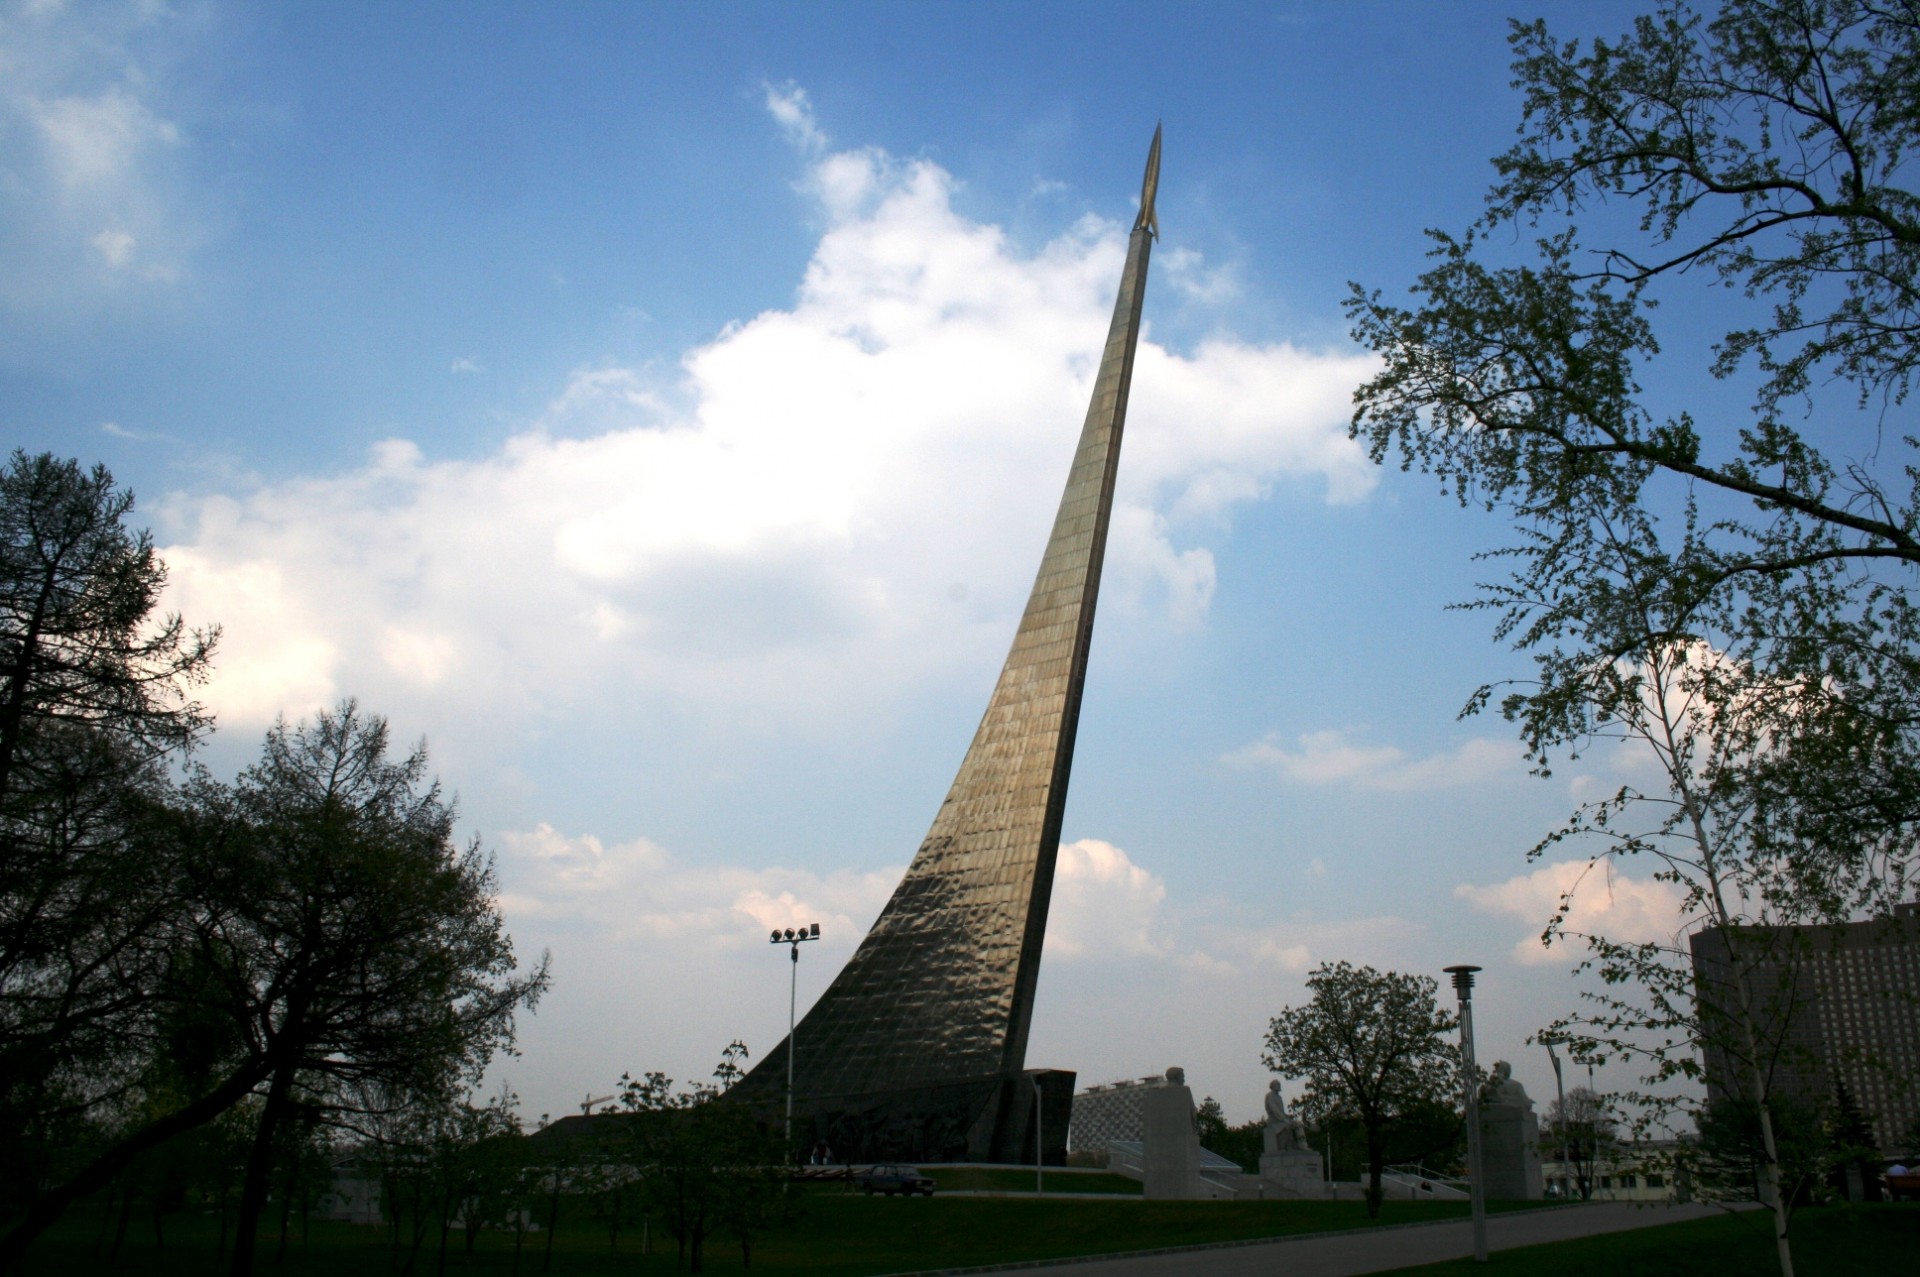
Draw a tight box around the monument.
[1479,1061,1544,1200]
[1257,1079,1325,1195]
[1140,1067,1206,1199]
[736,129,1165,1163]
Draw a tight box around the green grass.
[14,1194,1548,1277]
[1388,1205,1920,1277]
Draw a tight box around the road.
[898,1202,1733,1277]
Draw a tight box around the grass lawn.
[1390,1204,1920,1277]
[13,1193,1547,1276]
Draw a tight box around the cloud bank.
[0,0,200,305]
[1224,729,1524,791]
[1455,859,1686,966]
[493,823,1406,1118]
[157,91,1377,749]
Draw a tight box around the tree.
[0,703,550,1273]
[1194,1098,1269,1175]
[1345,5,1920,1272]
[607,1043,791,1274]
[1262,961,1458,1217]
[0,452,216,1201]
[196,703,550,1277]
[1545,1086,1617,1200]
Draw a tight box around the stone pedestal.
[1140,1071,1205,1200]
[1258,1149,1325,1194]
[1480,1105,1543,1200]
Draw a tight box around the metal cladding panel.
[744,143,1159,1114]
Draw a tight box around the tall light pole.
[1030,1074,1044,1195]
[1445,965,1489,1264]
[770,924,820,1147]
[1544,1039,1567,1199]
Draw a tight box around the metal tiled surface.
[745,137,1160,1112]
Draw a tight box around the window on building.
[1647,1174,1666,1188]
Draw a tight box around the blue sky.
[4,0,1698,1126]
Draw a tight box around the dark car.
[854,1164,936,1196]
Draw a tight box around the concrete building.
[1068,1075,1177,1156]
[1688,902,1920,1153]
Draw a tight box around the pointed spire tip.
[1133,124,1161,240]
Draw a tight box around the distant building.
[1069,1075,1177,1156]
[318,1154,383,1224]
[1688,902,1920,1153]
[1541,1140,1688,1203]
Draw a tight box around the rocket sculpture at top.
[743,127,1162,1161]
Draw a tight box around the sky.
[3,0,1705,1129]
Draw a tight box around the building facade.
[1068,1075,1176,1157]
[1688,902,1920,1154]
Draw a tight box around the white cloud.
[764,80,828,155]
[0,0,199,302]
[1044,838,1170,960]
[1455,859,1686,966]
[90,226,136,266]
[1163,245,1239,305]
[496,822,898,945]
[490,823,1405,1120]
[157,108,1377,749]
[32,85,180,189]
[1224,729,1522,791]
[450,355,484,374]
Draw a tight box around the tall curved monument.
[745,128,1162,1162]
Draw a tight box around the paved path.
[899,1202,1732,1277]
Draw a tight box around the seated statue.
[1263,1080,1304,1153]
[1481,1060,1532,1111]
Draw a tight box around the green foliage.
[1194,1098,1265,1173]
[1347,8,1920,1270]
[1348,0,1920,927]
[0,451,217,1204]
[1262,961,1459,1217]
[592,1043,793,1274]
[1695,1094,1830,1207]
[0,455,549,1276]
[1544,1087,1618,1201]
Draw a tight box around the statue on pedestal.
[1257,1080,1323,1195]
[1263,1080,1304,1153]
[1481,1061,1533,1111]
[1477,1061,1543,1200]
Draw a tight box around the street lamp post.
[1544,1040,1567,1199]
[770,924,820,1146]
[1030,1074,1044,1195]
[1445,965,1489,1264]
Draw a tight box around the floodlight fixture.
[768,922,822,1144]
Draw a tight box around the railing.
[1379,1164,1468,1200]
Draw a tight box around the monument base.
[1141,1072,1206,1199]
[1258,1149,1326,1196]
[753,1068,1075,1165]
[1479,1107,1543,1201]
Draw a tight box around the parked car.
[855,1164,936,1196]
